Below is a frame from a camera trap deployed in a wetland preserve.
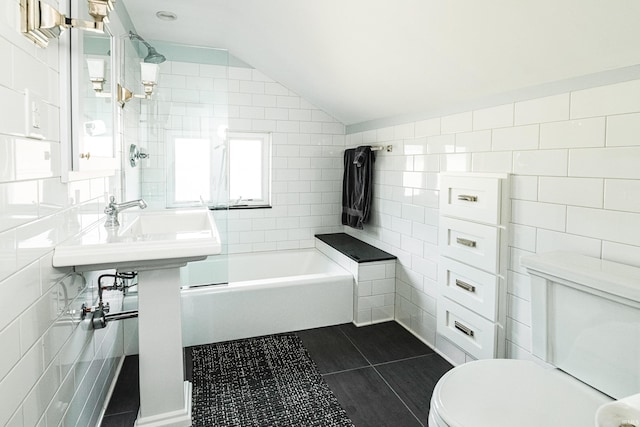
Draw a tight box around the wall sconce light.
[20,0,114,48]
[117,62,160,107]
[140,63,159,96]
[117,84,133,107]
[86,58,106,92]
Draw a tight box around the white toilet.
[429,252,640,427]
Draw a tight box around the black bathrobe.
[342,146,374,229]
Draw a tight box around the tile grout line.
[322,353,436,376]
[371,352,437,369]
[102,410,138,418]
[370,364,426,427]
[335,326,426,427]
[321,364,370,377]
[336,326,375,367]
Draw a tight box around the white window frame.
[226,131,271,208]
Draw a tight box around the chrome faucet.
[104,196,147,228]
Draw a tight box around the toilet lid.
[430,359,611,427]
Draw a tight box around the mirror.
[60,0,117,181]
[119,31,147,201]
[72,29,116,171]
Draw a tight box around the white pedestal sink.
[53,208,222,427]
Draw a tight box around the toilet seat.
[429,359,611,427]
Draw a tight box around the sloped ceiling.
[122,0,640,126]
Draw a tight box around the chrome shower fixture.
[20,0,114,48]
[129,31,166,63]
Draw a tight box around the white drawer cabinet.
[439,217,500,274]
[439,257,499,321]
[437,173,509,361]
[440,175,501,224]
[437,297,497,360]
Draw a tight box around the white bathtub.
[180,249,354,345]
[180,247,351,287]
[123,249,354,351]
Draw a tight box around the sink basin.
[53,208,222,271]
[122,210,212,236]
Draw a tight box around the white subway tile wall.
[472,103,513,131]
[606,113,640,147]
[348,78,640,363]
[0,1,128,425]
[514,93,570,125]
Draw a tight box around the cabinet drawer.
[439,257,499,321]
[438,217,499,273]
[440,175,502,225]
[437,297,497,360]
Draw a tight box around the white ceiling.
[122,0,640,126]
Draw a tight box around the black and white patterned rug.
[190,333,355,427]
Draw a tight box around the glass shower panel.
[136,41,230,287]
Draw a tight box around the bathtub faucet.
[104,196,147,228]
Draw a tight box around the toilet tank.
[522,252,640,399]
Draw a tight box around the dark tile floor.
[101,355,140,427]
[101,321,453,427]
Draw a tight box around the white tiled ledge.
[315,238,396,326]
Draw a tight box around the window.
[227,131,271,207]
[172,137,211,205]
[167,132,271,208]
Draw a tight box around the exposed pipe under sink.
[82,271,139,329]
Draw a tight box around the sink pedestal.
[134,267,192,427]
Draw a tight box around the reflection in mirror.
[71,28,116,172]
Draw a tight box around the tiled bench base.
[315,233,397,326]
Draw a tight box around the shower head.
[129,31,166,64]
[143,46,166,64]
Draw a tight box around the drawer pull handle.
[454,321,475,337]
[457,194,478,202]
[456,237,477,248]
[455,279,476,293]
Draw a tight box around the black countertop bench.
[315,233,397,263]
